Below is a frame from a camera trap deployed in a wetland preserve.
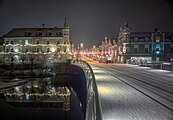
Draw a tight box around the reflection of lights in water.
[14,87,20,93]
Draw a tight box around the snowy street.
[83,57,173,120]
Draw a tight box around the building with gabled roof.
[0,19,72,64]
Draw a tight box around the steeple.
[63,17,69,29]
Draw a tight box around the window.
[145,44,149,53]
[25,48,28,53]
[0,49,2,52]
[134,45,138,53]
[36,32,42,36]
[46,32,52,36]
[5,41,9,44]
[36,48,39,52]
[36,40,39,44]
[11,48,14,52]
[64,41,66,44]
[10,41,14,44]
[134,48,138,53]
[145,48,149,53]
[57,48,60,52]
[24,40,28,45]
[134,37,138,42]
[25,32,31,36]
[145,37,150,42]
[156,37,160,43]
[47,40,50,44]
[139,38,144,42]
[64,49,66,53]
[57,41,60,44]
[47,48,50,52]
[6,48,9,52]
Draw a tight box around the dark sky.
[0,0,173,48]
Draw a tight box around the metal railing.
[72,59,102,120]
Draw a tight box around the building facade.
[117,23,173,64]
[0,20,72,64]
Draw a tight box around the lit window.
[23,40,29,45]
[156,37,160,43]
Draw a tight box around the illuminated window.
[24,40,28,45]
[156,37,160,43]
[57,48,60,52]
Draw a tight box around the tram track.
[96,65,173,112]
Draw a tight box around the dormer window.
[36,32,42,36]
[25,32,31,36]
[46,32,52,36]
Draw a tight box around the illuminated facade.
[0,19,71,64]
[117,23,173,63]
[100,37,117,63]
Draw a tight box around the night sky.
[0,0,173,48]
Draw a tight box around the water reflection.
[0,78,71,111]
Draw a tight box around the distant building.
[0,19,72,64]
[117,23,173,64]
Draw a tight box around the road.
[82,57,173,120]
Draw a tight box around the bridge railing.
[72,59,102,120]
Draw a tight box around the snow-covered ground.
[82,57,173,120]
[93,66,173,120]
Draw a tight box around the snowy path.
[82,57,173,120]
